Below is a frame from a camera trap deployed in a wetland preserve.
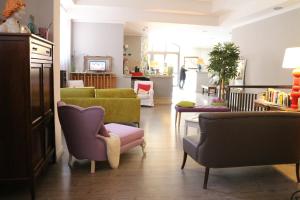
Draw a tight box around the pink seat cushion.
[104,123,144,146]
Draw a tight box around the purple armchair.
[57,101,145,173]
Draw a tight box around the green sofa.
[60,88,140,124]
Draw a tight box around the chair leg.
[68,154,72,168]
[181,152,187,169]
[203,167,210,189]
[141,141,146,155]
[175,111,178,128]
[178,112,181,129]
[296,163,300,183]
[90,160,96,173]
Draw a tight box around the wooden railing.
[226,85,291,112]
[70,72,117,89]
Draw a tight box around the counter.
[150,76,173,104]
[126,74,173,104]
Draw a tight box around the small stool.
[175,105,230,129]
[105,123,146,154]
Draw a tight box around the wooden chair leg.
[175,111,178,128]
[296,163,300,183]
[181,152,187,169]
[178,112,181,129]
[203,167,210,189]
[90,160,96,173]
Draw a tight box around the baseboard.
[154,97,172,105]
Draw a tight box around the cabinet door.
[44,115,55,154]
[31,123,45,170]
[30,63,43,124]
[43,64,53,115]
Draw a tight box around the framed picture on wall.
[230,58,247,85]
[184,57,198,69]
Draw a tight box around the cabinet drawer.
[30,39,52,61]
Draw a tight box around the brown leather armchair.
[181,112,300,189]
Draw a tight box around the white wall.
[53,0,63,160]
[60,7,71,73]
[72,22,124,76]
[232,8,300,85]
[124,35,142,71]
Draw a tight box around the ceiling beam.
[69,5,219,26]
[74,0,212,15]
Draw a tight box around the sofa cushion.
[61,88,95,98]
[105,123,144,146]
[95,88,136,98]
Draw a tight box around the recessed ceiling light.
[273,6,283,11]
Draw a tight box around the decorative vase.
[27,15,36,34]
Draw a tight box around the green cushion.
[95,88,136,98]
[176,101,195,107]
[60,88,95,98]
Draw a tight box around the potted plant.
[207,42,240,100]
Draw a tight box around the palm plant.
[207,42,240,99]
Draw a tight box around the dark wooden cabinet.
[0,33,55,199]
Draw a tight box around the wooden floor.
[1,104,300,200]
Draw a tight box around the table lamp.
[282,47,300,109]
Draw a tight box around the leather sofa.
[61,88,140,125]
[181,112,300,189]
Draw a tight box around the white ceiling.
[61,0,300,47]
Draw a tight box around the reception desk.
[150,75,173,104]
